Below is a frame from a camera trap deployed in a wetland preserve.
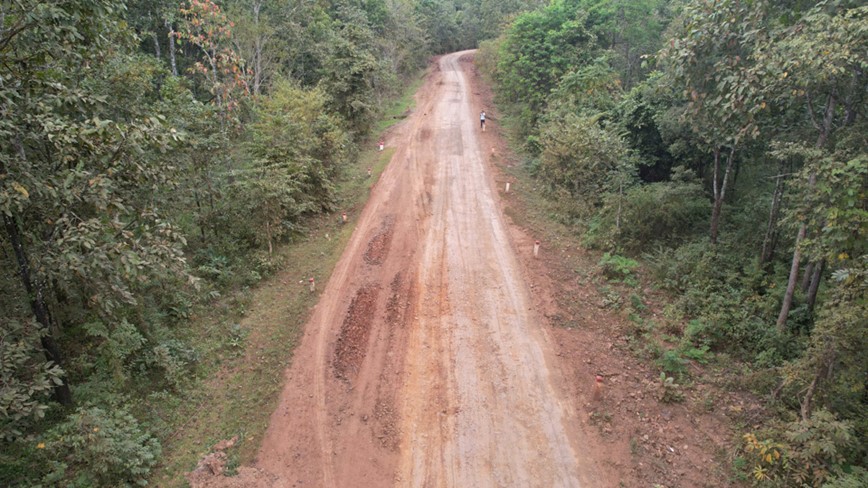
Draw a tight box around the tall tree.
[658,0,767,243]
[1,0,190,407]
[768,4,867,330]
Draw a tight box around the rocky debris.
[333,284,380,380]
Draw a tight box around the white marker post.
[367,166,372,178]
[378,140,384,151]
[309,277,315,293]
[505,182,510,193]
[342,212,348,224]
[533,240,540,258]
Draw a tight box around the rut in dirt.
[248,50,599,488]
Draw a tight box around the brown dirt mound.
[332,283,380,381]
[186,437,288,488]
[385,272,405,327]
[363,216,395,265]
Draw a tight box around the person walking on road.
[480,110,486,131]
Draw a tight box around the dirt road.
[252,51,599,488]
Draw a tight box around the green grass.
[147,77,419,487]
[373,70,425,135]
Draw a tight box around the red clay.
[189,50,737,488]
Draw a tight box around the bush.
[586,168,710,253]
[743,411,861,487]
[822,468,868,488]
[0,319,64,441]
[644,240,797,363]
[41,406,160,487]
[599,252,639,286]
[151,339,199,390]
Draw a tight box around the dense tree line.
[0,0,544,485]
[480,0,866,485]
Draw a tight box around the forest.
[1,0,865,486]
[0,0,533,485]
[478,0,866,485]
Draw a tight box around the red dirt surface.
[190,51,739,488]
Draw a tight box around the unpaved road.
[250,51,600,488]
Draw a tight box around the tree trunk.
[777,220,805,331]
[801,351,835,421]
[760,171,784,269]
[616,177,623,231]
[710,145,736,244]
[3,214,73,406]
[801,261,815,292]
[252,0,263,96]
[806,258,825,314]
[194,189,207,244]
[166,20,178,77]
[778,93,836,329]
[152,32,161,59]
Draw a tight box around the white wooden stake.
[309,277,315,292]
[342,212,348,224]
[505,182,510,193]
[533,240,540,258]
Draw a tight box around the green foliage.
[616,75,677,182]
[657,372,683,403]
[598,252,639,286]
[787,152,868,265]
[822,468,868,488]
[657,350,687,377]
[779,256,868,436]
[495,0,596,137]
[488,0,868,478]
[744,411,861,487]
[586,167,710,252]
[81,320,147,386]
[40,406,160,487]
[151,339,200,390]
[538,113,635,210]
[238,79,351,251]
[319,5,394,135]
[0,320,64,441]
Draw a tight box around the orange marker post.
[592,375,604,401]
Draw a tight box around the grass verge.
[147,76,419,487]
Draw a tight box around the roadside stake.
[533,240,540,258]
[309,277,315,293]
[505,182,510,193]
[592,375,604,401]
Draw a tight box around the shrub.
[658,373,684,403]
[743,411,861,487]
[822,468,868,488]
[586,168,710,253]
[151,339,199,389]
[41,406,160,487]
[0,319,64,441]
[599,252,639,286]
[657,349,688,377]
